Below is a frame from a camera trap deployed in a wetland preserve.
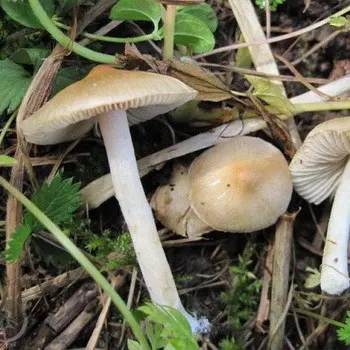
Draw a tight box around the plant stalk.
[53,21,164,43]
[265,100,350,115]
[228,0,302,150]
[294,308,344,328]
[98,110,200,331]
[163,5,177,59]
[28,0,118,64]
[320,159,350,294]
[0,175,151,350]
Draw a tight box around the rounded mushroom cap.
[150,163,212,238]
[290,117,350,205]
[22,65,197,145]
[188,136,292,233]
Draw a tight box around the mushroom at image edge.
[152,136,293,236]
[21,65,201,330]
[290,117,350,295]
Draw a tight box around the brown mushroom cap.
[290,117,350,204]
[188,136,293,232]
[22,65,197,145]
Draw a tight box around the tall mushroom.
[290,117,350,295]
[21,65,201,329]
[152,136,293,236]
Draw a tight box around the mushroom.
[289,117,350,295]
[151,163,212,238]
[152,136,293,236]
[21,65,201,329]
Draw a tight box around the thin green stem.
[53,21,164,43]
[265,100,350,116]
[0,176,151,350]
[163,5,177,59]
[28,0,118,64]
[0,111,17,147]
[294,308,344,328]
[291,101,350,114]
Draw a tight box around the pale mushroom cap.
[150,163,211,237]
[290,117,350,205]
[22,65,197,145]
[188,136,293,233]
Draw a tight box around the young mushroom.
[152,136,293,236]
[21,65,202,329]
[290,117,350,295]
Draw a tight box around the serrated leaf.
[174,13,215,53]
[11,48,49,71]
[304,266,321,289]
[5,174,81,263]
[329,16,349,28]
[52,66,89,96]
[127,339,143,350]
[109,0,162,28]
[0,155,17,166]
[26,173,81,231]
[6,224,32,262]
[178,4,218,32]
[138,302,199,350]
[245,75,295,117]
[168,60,232,101]
[0,0,55,29]
[31,236,74,267]
[337,312,350,345]
[0,59,31,115]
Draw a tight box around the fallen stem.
[294,308,344,328]
[81,75,350,208]
[0,175,151,350]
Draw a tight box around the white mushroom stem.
[98,110,201,331]
[320,158,350,294]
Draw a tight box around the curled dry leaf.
[123,43,168,73]
[168,60,233,101]
[123,44,233,102]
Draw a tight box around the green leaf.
[26,173,81,231]
[5,174,81,263]
[178,4,218,32]
[329,16,349,28]
[235,34,252,69]
[52,66,89,96]
[11,48,49,70]
[138,302,199,350]
[255,0,285,12]
[304,266,321,289]
[0,59,31,115]
[127,339,143,350]
[337,312,350,345]
[245,75,295,117]
[0,0,55,29]
[174,13,215,54]
[31,236,74,267]
[0,155,17,166]
[109,0,162,28]
[146,321,167,349]
[6,224,32,262]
